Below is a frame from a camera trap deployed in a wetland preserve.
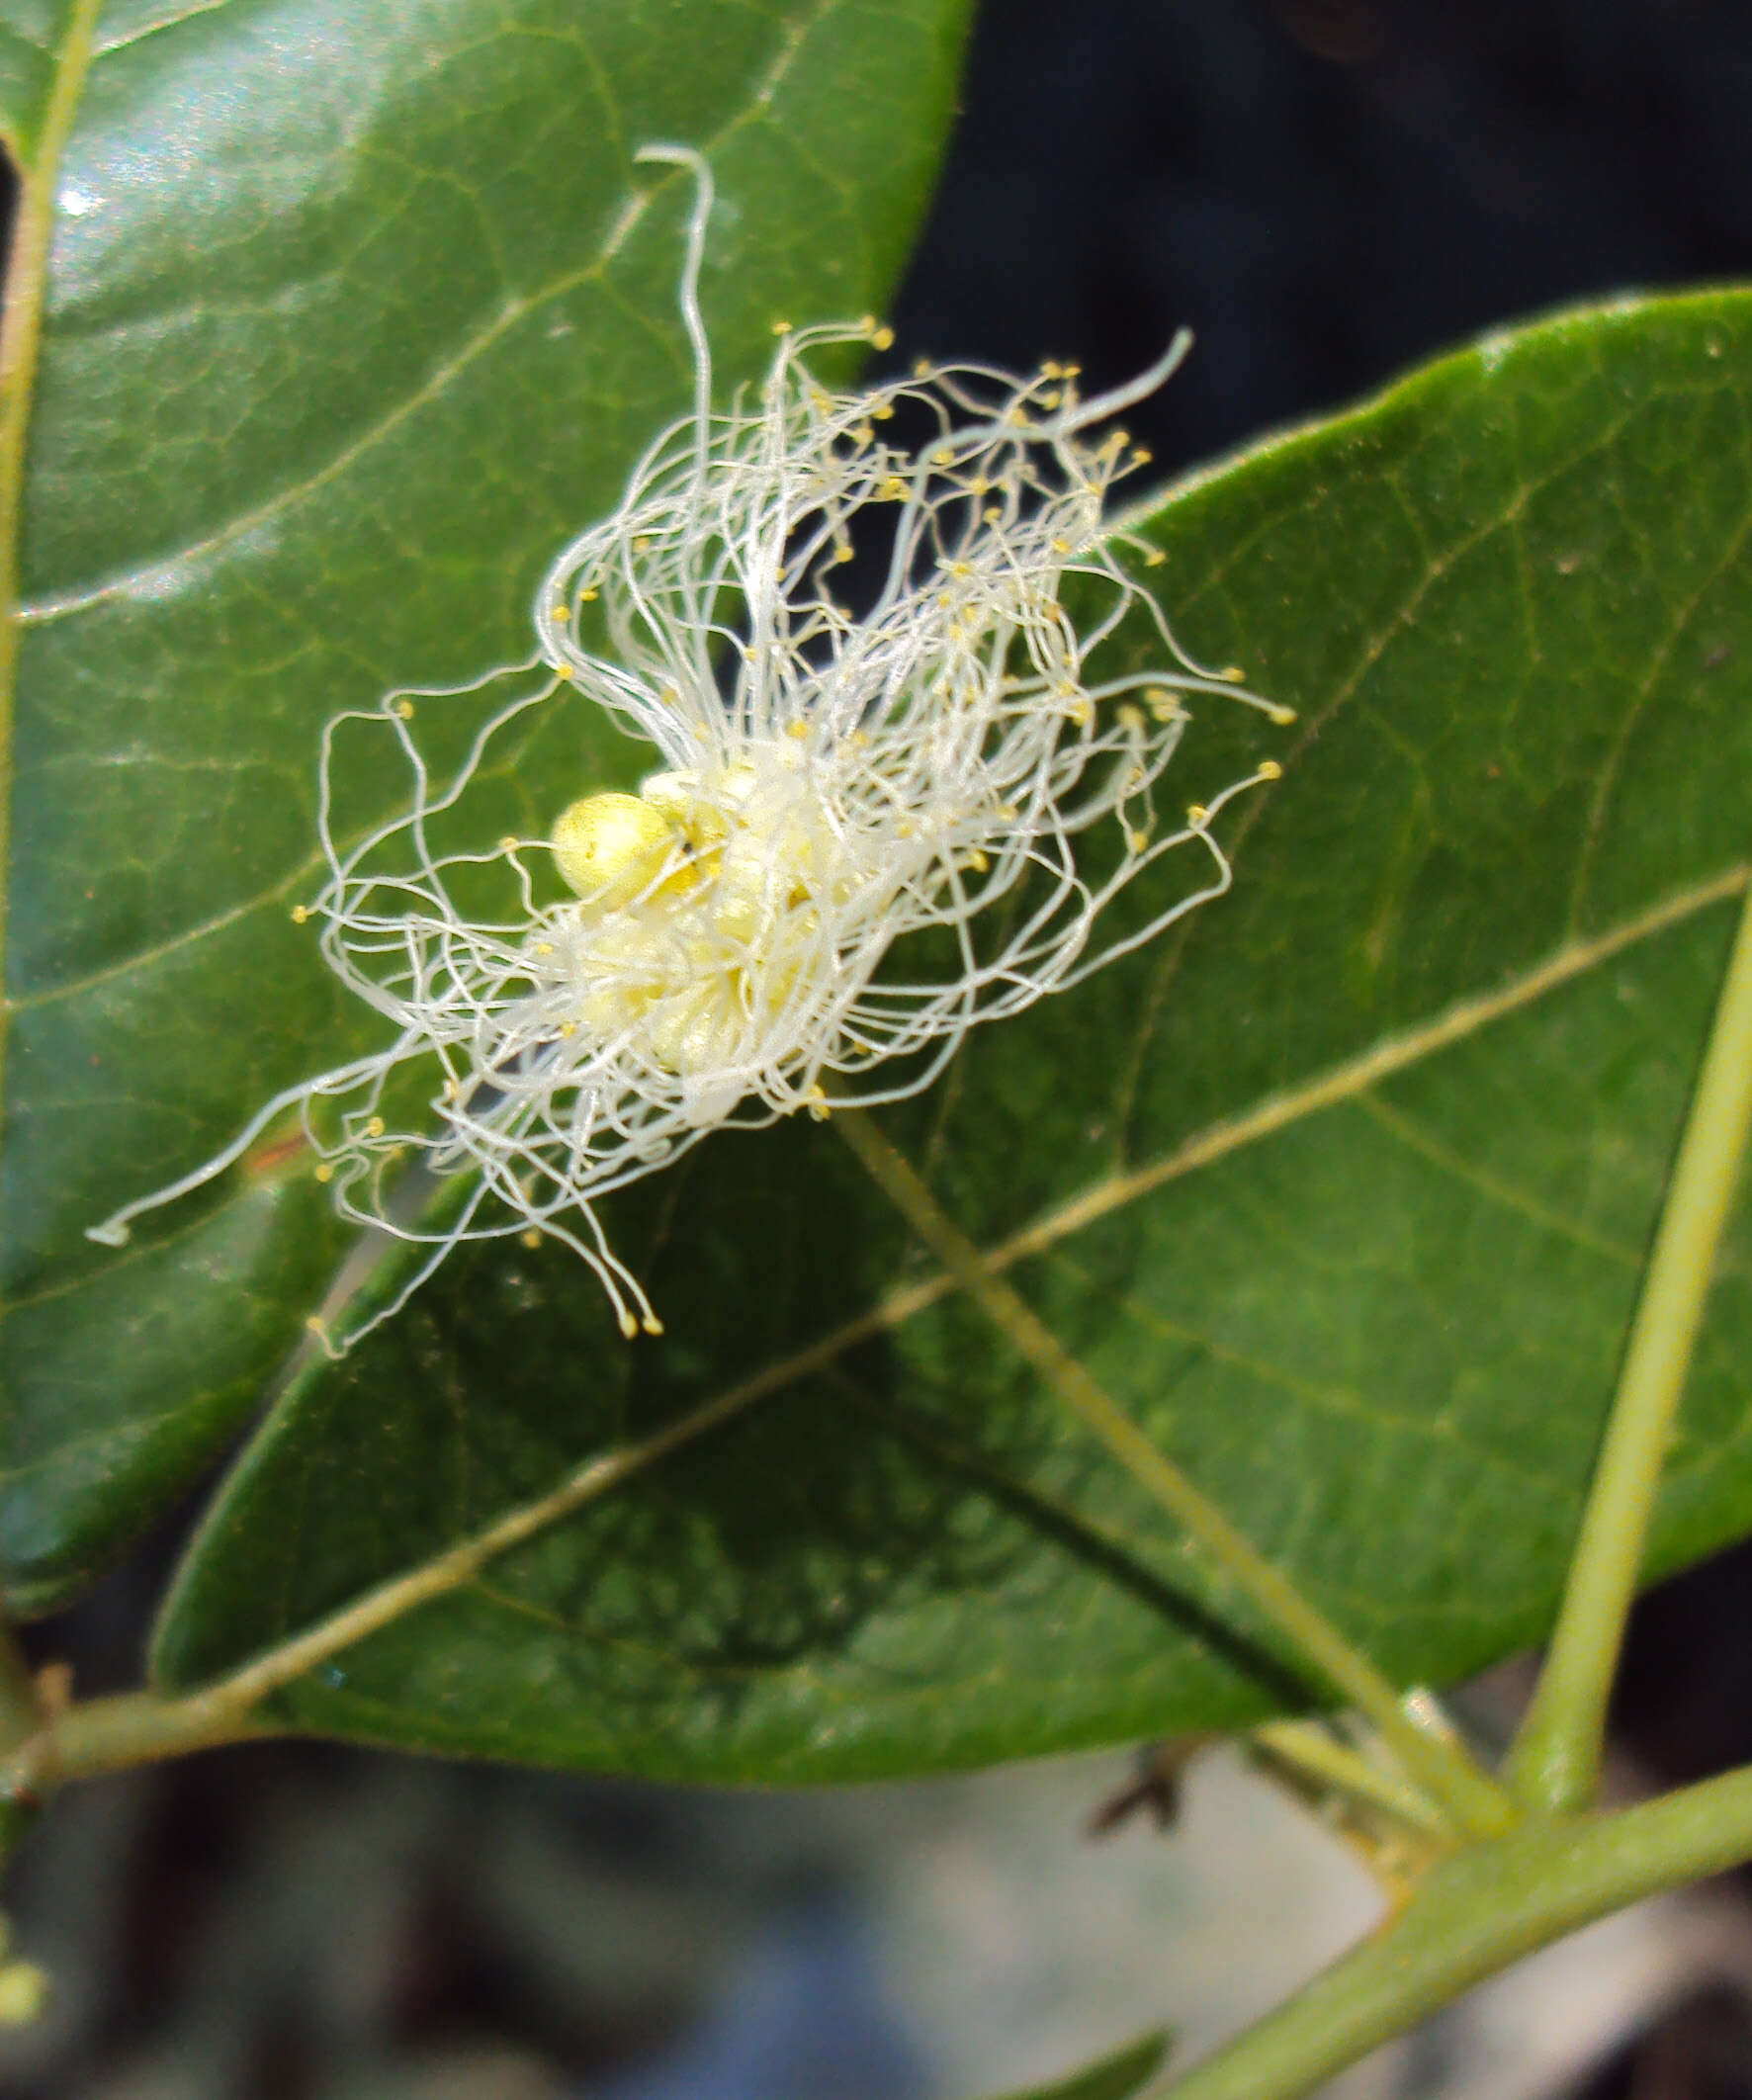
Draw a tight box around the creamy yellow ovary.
[548,750,849,1099]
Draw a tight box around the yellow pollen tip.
[1258,759,1283,781]
[771,319,792,335]
[1144,548,1166,567]
[364,1116,385,1138]
[313,1162,333,1182]
[520,1228,542,1250]
[618,1308,640,1338]
[641,1313,665,1335]
[555,662,573,679]
[1270,705,1297,725]
[395,698,415,719]
[1186,804,1209,827]
[551,603,569,621]
[1127,830,1149,853]
[579,586,598,601]
[291,905,308,924]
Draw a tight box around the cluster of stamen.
[89,147,1289,1350]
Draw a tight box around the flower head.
[91,144,1288,1349]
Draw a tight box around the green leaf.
[146,291,1752,1777]
[974,2030,1172,2100]
[147,291,1752,1774]
[0,0,974,1613]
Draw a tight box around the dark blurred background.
[8,2,1752,2095]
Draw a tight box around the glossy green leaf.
[146,291,1752,1779]
[0,0,974,1612]
[977,2030,1172,2100]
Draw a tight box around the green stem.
[1250,1720,1454,1844]
[834,1108,1519,1842]
[1508,885,1752,1815]
[1164,1759,1752,2100]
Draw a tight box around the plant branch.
[833,1106,1519,1842]
[1509,884,1752,1815]
[1162,1759,1752,2100]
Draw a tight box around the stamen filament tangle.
[89,143,1289,1349]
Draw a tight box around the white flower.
[90,144,1289,1350]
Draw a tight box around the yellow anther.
[1219,664,1247,683]
[1127,830,1149,854]
[1041,391,1062,409]
[499,835,519,853]
[1116,702,1146,733]
[877,476,908,501]
[364,1116,386,1138]
[617,1307,640,1338]
[964,849,989,874]
[805,1084,832,1120]
[833,543,854,563]
[559,1019,576,1037]
[552,791,675,904]
[785,719,810,740]
[1270,704,1298,725]
[551,603,569,621]
[872,401,895,420]
[396,698,415,719]
[913,356,931,378]
[931,447,954,468]
[555,662,573,679]
[1144,547,1166,567]
[632,536,652,553]
[984,506,1002,525]
[1050,537,1070,556]
[533,941,554,957]
[291,904,308,924]
[1131,447,1152,467]
[771,318,792,335]
[641,1312,665,1335]
[1258,758,1283,781]
[520,1227,542,1250]
[1186,804,1209,827]
[313,1161,333,1182]
[579,585,599,601]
